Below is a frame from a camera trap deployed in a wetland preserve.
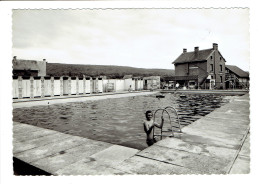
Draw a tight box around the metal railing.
[153,106,182,140]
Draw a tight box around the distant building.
[225,65,249,89]
[12,56,46,77]
[98,75,107,79]
[143,76,160,90]
[123,75,133,79]
[172,43,226,89]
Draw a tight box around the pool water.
[13,93,229,150]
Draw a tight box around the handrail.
[164,106,182,133]
[153,108,165,140]
[153,106,182,140]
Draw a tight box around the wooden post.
[18,76,23,99]
[41,76,44,98]
[30,76,34,98]
[60,77,63,96]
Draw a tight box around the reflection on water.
[13,93,229,150]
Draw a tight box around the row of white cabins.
[12,57,160,99]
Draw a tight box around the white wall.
[22,80,30,97]
[53,80,60,96]
[115,80,125,92]
[34,79,41,97]
[102,79,108,92]
[71,79,77,94]
[63,80,69,95]
[98,79,103,93]
[12,79,19,98]
[140,80,144,90]
[103,79,116,92]
[124,78,132,90]
[78,80,84,94]
[132,79,136,90]
[44,80,51,96]
[85,80,91,93]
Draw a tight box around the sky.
[12,9,250,71]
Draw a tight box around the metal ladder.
[153,106,182,140]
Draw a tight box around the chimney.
[213,43,218,50]
[183,48,187,53]
[43,59,46,62]
[194,47,199,52]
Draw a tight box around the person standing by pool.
[175,82,180,91]
[143,110,164,146]
[128,85,132,92]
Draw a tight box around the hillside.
[46,63,175,79]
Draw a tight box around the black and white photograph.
[1,1,259,183]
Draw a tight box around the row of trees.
[46,63,175,79]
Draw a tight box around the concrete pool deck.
[13,92,250,175]
[13,91,158,108]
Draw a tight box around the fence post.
[68,77,71,95]
[60,77,63,96]
[41,76,44,98]
[51,76,54,97]
[18,76,23,99]
[30,76,34,98]
[76,76,79,95]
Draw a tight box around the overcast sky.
[12,9,249,71]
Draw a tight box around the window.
[220,57,222,60]
[210,56,213,60]
[220,76,223,83]
[220,65,223,71]
[210,64,213,71]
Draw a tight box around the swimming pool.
[13,93,229,150]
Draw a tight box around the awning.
[164,75,198,81]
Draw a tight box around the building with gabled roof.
[172,43,226,89]
[12,56,46,77]
[225,65,249,89]
[225,65,249,78]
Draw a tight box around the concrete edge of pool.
[161,89,248,96]
[13,92,250,175]
[12,90,154,103]
[12,91,158,108]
